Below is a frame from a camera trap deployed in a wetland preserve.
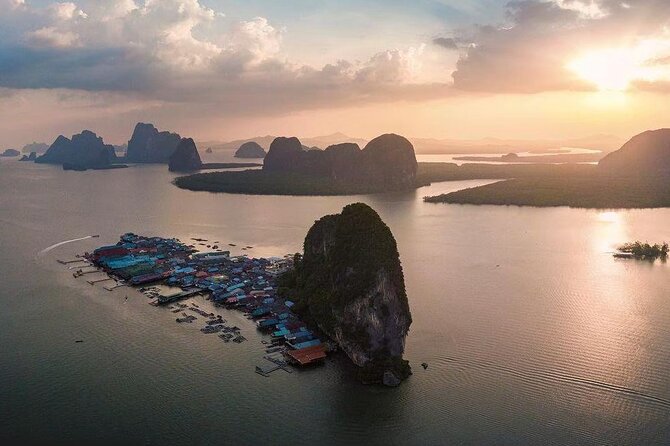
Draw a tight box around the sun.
[568,40,670,92]
[567,47,641,91]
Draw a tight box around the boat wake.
[38,235,99,256]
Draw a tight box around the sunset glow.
[2,1,670,146]
[569,40,670,92]
[569,48,642,91]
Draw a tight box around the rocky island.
[1,148,20,157]
[234,141,266,158]
[35,130,124,170]
[169,138,203,172]
[279,203,412,386]
[174,133,420,195]
[125,122,181,163]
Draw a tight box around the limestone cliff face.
[361,134,418,190]
[324,143,362,182]
[126,122,181,163]
[262,134,418,191]
[262,137,304,172]
[283,203,412,385]
[168,138,202,172]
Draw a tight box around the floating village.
[60,233,330,377]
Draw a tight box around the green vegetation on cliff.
[278,203,412,385]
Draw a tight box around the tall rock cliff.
[125,122,181,163]
[168,138,202,172]
[361,134,418,190]
[262,134,418,191]
[324,143,362,182]
[36,130,116,168]
[262,137,305,172]
[281,203,412,386]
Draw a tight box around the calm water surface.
[0,159,668,445]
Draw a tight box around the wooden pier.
[255,356,293,377]
[104,282,127,291]
[57,258,85,264]
[73,269,99,278]
[87,277,113,285]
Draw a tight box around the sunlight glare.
[598,211,620,223]
[569,48,641,91]
[568,40,670,92]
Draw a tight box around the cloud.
[5,0,25,9]
[228,17,283,63]
[447,0,670,93]
[355,46,426,83]
[0,0,447,116]
[553,0,608,19]
[50,2,88,20]
[26,27,80,48]
[433,37,460,50]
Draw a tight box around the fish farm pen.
[68,233,330,375]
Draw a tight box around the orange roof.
[286,345,327,365]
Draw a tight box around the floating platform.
[255,358,292,377]
[157,288,202,305]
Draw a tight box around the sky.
[2,0,670,147]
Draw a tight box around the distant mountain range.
[201,133,623,155]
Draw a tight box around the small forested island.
[234,141,266,158]
[175,133,418,195]
[615,241,669,260]
[278,203,412,386]
[425,129,670,208]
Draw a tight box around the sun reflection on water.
[594,211,629,253]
